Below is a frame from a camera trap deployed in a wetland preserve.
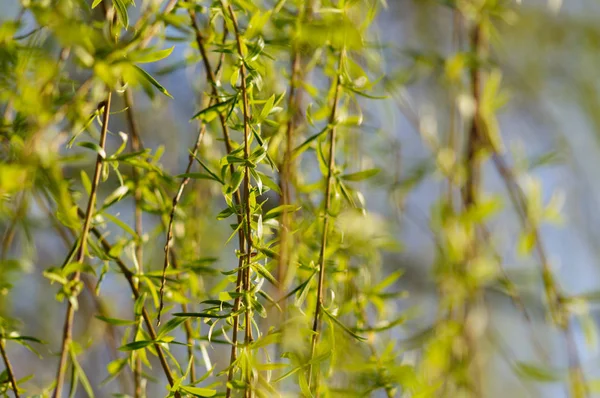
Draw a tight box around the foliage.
[0,0,597,397]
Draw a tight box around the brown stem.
[228,5,255,396]
[157,122,206,325]
[460,21,484,398]
[169,244,197,382]
[0,338,19,398]
[53,94,112,398]
[35,191,134,393]
[307,49,345,394]
[76,208,180,395]
[278,38,301,304]
[123,88,146,398]
[186,9,246,396]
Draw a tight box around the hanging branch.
[119,3,182,390]
[74,208,181,395]
[490,153,589,397]
[0,338,19,398]
[459,19,485,397]
[123,82,146,398]
[168,248,198,382]
[307,49,345,393]
[35,191,134,394]
[228,4,256,396]
[278,0,311,305]
[157,123,207,325]
[185,8,248,397]
[52,95,112,398]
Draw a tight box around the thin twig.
[0,338,19,398]
[490,152,589,397]
[307,49,345,394]
[53,95,112,398]
[157,124,206,326]
[169,249,197,382]
[123,87,146,398]
[278,14,303,304]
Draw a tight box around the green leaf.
[80,170,92,195]
[77,142,106,159]
[103,185,130,208]
[322,307,366,342]
[264,204,300,220]
[130,47,174,64]
[173,312,232,319]
[191,153,225,185]
[91,0,102,8]
[119,340,154,351]
[157,317,187,339]
[134,65,173,98]
[252,262,278,286]
[340,168,380,181]
[70,347,95,398]
[176,172,221,183]
[217,206,236,220]
[95,315,136,326]
[102,357,128,385]
[292,126,329,158]
[258,94,275,122]
[191,97,235,122]
[113,0,129,28]
[226,169,244,194]
[103,212,138,238]
[515,362,560,382]
[179,386,216,397]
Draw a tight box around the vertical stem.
[228,4,255,396]
[307,49,345,394]
[53,93,112,398]
[464,22,482,209]
[0,338,19,398]
[124,86,145,398]
[462,20,484,398]
[185,11,247,397]
[157,124,207,325]
[446,9,462,208]
[278,48,300,306]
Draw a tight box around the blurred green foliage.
[0,0,599,397]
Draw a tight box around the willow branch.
[228,4,255,397]
[122,87,146,398]
[186,9,247,397]
[490,153,589,396]
[278,21,302,303]
[157,123,206,325]
[35,191,133,394]
[307,49,344,393]
[53,94,112,398]
[0,338,19,398]
[458,20,485,398]
[76,208,180,395]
